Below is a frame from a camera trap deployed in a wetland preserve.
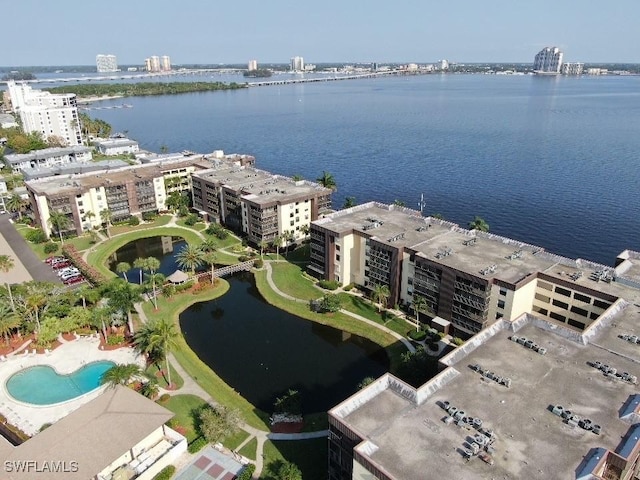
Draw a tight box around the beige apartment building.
[310,202,623,338]
[192,163,332,246]
[26,155,213,237]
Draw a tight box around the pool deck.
[0,335,143,436]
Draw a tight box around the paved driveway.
[0,216,61,284]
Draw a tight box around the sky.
[4,0,639,66]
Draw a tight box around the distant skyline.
[5,0,639,66]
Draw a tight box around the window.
[568,319,585,330]
[538,281,552,291]
[295,209,299,214]
[593,299,610,310]
[552,299,569,310]
[549,312,566,322]
[290,213,294,218]
[408,278,413,285]
[574,292,591,303]
[335,245,340,251]
[499,288,507,296]
[555,287,571,297]
[336,254,340,261]
[570,306,588,317]
[497,300,505,309]
[290,221,294,226]
[535,293,550,303]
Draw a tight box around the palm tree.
[17,282,53,333]
[469,216,490,232]
[116,262,131,282]
[145,257,161,309]
[0,255,15,311]
[300,224,310,237]
[202,250,217,284]
[0,302,20,345]
[175,243,203,276]
[343,196,356,209]
[100,208,112,238]
[84,210,96,230]
[48,211,71,243]
[393,199,406,207]
[316,171,337,190]
[282,230,295,258]
[412,295,428,332]
[272,235,283,260]
[371,284,390,313]
[259,240,269,259]
[133,257,147,285]
[6,193,27,220]
[75,284,100,309]
[103,279,142,335]
[133,318,179,387]
[100,363,143,388]
[199,237,217,253]
[140,376,160,399]
[291,174,304,181]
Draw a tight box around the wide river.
[87,73,640,265]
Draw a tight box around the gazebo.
[166,269,189,285]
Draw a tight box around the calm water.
[180,274,390,413]
[6,361,114,405]
[93,74,640,265]
[109,236,187,281]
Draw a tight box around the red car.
[64,276,84,285]
[52,262,71,270]
[45,256,65,264]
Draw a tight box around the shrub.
[408,330,427,341]
[343,283,355,291]
[141,211,158,221]
[175,281,194,292]
[177,205,189,217]
[158,393,171,403]
[318,279,340,290]
[184,213,198,226]
[187,436,208,454]
[238,255,248,262]
[128,216,140,226]
[43,242,59,254]
[25,228,47,244]
[237,464,256,480]
[452,337,465,346]
[253,258,264,269]
[107,334,124,345]
[62,244,107,286]
[319,293,341,313]
[162,284,176,298]
[152,465,176,480]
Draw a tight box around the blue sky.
[5,0,639,66]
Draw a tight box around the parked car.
[52,261,71,270]
[60,271,82,281]
[45,256,65,264]
[64,276,85,285]
[57,267,79,277]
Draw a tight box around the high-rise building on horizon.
[160,55,171,71]
[533,47,563,73]
[96,54,118,73]
[562,62,584,75]
[7,81,83,146]
[290,56,304,72]
[248,59,258,71]
[145,55,171,72]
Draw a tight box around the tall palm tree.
[116,262,131,281]
[316,171,337,190]
[412,295,428,332]
[5,193,27,220]
[84,210,96,230]
[259,240,268,259]
[99,208,112,238]
[343,196,356,209]
[469,216,490,232]
[145,257,161,309]
[103,279,142,335]
[371,284,390,313]
[300,224,310,237]
[199,237,218,254]
[133,318,179,387]
[0,301,20,345]
[176,244,203,276]
[75,284,100,309]
[201,250,217,284]
[48,211,71,243]
[133,257,147,285]
[17,282,54,333]
[0,255,15,311]
[140,376,160,399]
[100,363,143,388]
[272,235,283,260]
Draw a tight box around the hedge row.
[61,244,107,286]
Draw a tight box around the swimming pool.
[5,361,116,405]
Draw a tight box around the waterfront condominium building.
[96,54,118,73]
[562,62,584,75]
[192,163,332,246]
[6,81,83,146]
[290,56,304,72]
[248,59,258,71]
[25,154,216,237]
[533,46,563,73]
[310,202,628,338]
[145,56,161,72]
[160,55,171,71]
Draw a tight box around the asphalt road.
[0,216,61,284]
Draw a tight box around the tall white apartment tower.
[248,59,258,71]
[145,56,161,72]
[290,56,304,72]
[7,81,83,146]
[96,54,118,73]
[533,47,564,73]
[160,55,171,71]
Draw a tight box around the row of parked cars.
[45,256,86,286]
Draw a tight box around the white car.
[60,272,82,281]
[58,267,80,277]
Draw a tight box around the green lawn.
[254,269,408,373]
[65,234,95,252]
[269,263,323,301]
[337,293,413,337]
[14,225,48,260]
[287,244,310,263]
[87,226,205,278]
[146,361,184,389]
[141,282,271,431]
[161,394,208,442]
[261,439,327,480]
[223,429,251,451]
[238,437,258,460]
[176,218,207,231]
[109,215,172,235]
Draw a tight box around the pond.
[180,273,390,414]
[108,236,188,281]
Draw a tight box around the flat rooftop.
[194,165,331,206]
[334,313,640,480]
[5,146,92,164]
[25,156,214,197]
[93,137,138,148]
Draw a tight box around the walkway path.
[264,262,415,353]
